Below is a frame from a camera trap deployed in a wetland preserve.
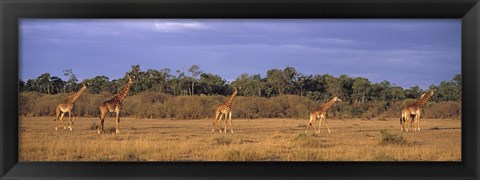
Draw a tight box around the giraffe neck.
[65,86,87,104]
[410,94,425,107]
[223,88,237,107]
[411,91,434,108]
[321,97,337,111]
[115,78,133,102]
[417,90,434,107]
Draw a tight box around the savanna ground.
[19,116,461,161]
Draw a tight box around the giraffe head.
[334,96,342,102]
[417,93,426,101]
[128,74,136,81]
[231,86,241,94]
[429,89,436,95]
[82,82,89,88]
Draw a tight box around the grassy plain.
[19,116,461,161]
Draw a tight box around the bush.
[293,133,308,141]
[425,101,461,119]
[213,136,232,145]
[379,130,407,145]
[19,92,461,120]
[223,148,257,161]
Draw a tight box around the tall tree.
[19,79,26,92]
[265,66,297,96]
[84,76,110,94]
[231,73,265,96]
[50,76,65,94]
[37,73,52,94]
[188,65,203,96]
[266,69,285,96]
[167,76,181,96]
[127,65,147,94]
[282,66,297,94]
[452,73,461,101]
[390,85,405,103]
[352,77,371,104]
[437,81,457,101]
[63,69,78,93]
[324,74,340,99]
[199,73,228,95]
[338,74,353,103]
[404,86,422,99]
[378,80,392,101]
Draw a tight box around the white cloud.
[153,21,208,32]
[20,20,210,38]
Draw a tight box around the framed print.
[1,0,479,179]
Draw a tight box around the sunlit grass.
[19,117,461,161]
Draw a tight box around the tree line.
[19,65,461,104]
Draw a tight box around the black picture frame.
[1,0,479,179]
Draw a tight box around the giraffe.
[400,93,425,132]
[401,89,435,132]
[54,83,88,131]
[212,87,240,134]
[97,75,135,134]
[305,96,342,134]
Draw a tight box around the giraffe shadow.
[428,127,461,131]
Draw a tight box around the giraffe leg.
[229,112,233,134]
[417,112,421,132]
[223,112,228,134]
[411,114,416,132]
[60,112,66,130]
[305,114,313,133]
[115,108,120,134]
[407,115,415,129]
[218,114,224,133]
[400,112,404,132]
[71,111,76,130]
[71,111,76,124]
[55,109,61,131]
[324,117,332,134]
[317,117,323,134]
[68,111,73,131]
[212,110,220,133]
[404,113,409,132]
[404,111,410,132]
[98,107,106,135]
[311,116,318,134]
[400,110,405,131]
[216,114,224,133]
[99,118,105,135]
[412,115,417,132]
[412,115,416,130]
[411,117,415,132]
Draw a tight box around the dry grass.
[19,117,461,161]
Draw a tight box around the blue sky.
[20,19,460,89]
